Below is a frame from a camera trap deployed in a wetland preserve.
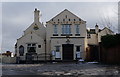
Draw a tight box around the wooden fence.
[100,44,120,64]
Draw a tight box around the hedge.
[101,34,120,48]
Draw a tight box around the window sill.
[75,34,80,36]
[53,34,58,36]
[61,34,72,36]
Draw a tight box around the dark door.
[62,44,74,60]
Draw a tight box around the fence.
[18,53,52,63]
[100,44,120,64]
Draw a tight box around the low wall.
[2,57,16,64]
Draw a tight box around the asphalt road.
[2,62,120,76]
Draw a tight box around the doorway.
[62,44,74,60]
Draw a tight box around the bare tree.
[98,3,118,33]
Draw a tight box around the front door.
[62,44,74,60]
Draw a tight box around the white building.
[15,8,87,61]
[46,9,87,60]
[16,8,46,61]
[15,8,114,62]
[87,24,114,46]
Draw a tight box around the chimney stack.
[95,23,99,34]
[34,8,40,23]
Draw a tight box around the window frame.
[53,24,58,34]
[62,24,71,34]
[75,25,80,34]
[55,46,60,52]
[76,45,81,52]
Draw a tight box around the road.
[2,62,120,76]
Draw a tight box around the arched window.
[19,45,24,56]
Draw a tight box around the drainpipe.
[44,39,46,62]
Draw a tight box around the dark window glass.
[19,45,24,56]
[69,19,70,21]
[66,15,67,18]
[56,46,60,52]
[38,45,41,48]
[76,46,80,51]
[79,19,81,21]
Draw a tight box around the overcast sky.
[1,2,118,53]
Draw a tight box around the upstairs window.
[62,25,71,34]
[65,15,67,18]
[74,19,76,21]
[76,25,80,34]
[54,25,58,34]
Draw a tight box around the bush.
[101,34,120,48]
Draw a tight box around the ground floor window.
[27,43,36,53]
[55,46,60,52]
[76,46,81,59]
[55,46,61,59]
[19,45,24,56]
[76,46,80,52]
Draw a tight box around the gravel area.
[2,62,120,76]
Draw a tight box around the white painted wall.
[46,9,87,60]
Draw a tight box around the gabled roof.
[47,9,85,22]
[87,27,114,34]
[101,27,114,33]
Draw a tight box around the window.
[62,25,71,34]
[87,34,91,38]
[55,46,61,59]
[76,46,81,59]
[19,45,24,56]
[79,19,81,21]
[55,46,60,52]
[69,19,70,21]
[65,15,67,18]
[54,25,58,34]
[74,19,76,21]
[27,43,36,53]
[58,19,59,21]
[76,46,80,52]
[38,45,41,48]
[76,25,80,34]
